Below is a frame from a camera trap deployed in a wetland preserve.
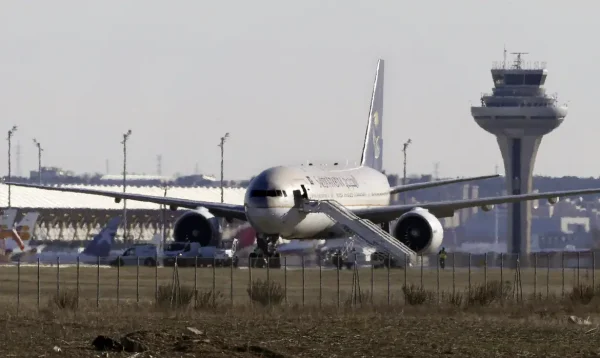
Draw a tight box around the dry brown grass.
[2,265,600,357]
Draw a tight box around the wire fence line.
[1,251,598,313]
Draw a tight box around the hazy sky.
[0,1,597,180]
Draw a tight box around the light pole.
[33,138,43,184]
[121,129,132,242]
[402,138,412,204]
[6,126,17,208]
[217,132,230,203]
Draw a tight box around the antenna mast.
[511,52,528,69]
[503,45,507,69]
[157,154,162,175]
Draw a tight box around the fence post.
[302,255,305,307]
[17,258,20,316]
[577,251,581,287]
[319,259,323,308]
[117,256,120,308]
[370,260,374,305]
[436,253,440,304]
[420,254,424,288]
[484,252,487,291]
[96,255,100,308]
[136,257,140,304]
[404,253,408,302]
[230,256,234,307]
[452,252,456,297]
[249,255,253,306]
[266,257,271,307]
[37,257,40,311]
[387,255,391,306]
[76,256,80,309]
[546,253,550,300]
[468,253,472,297]
[57,256,60,299]
[212,257,216,308]
[337,256,340,309]
[155,252,159,304]
[284,257,287,306]
[593,252,596,288]
[561,252,565,298]
[533,253,537,299]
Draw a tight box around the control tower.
[471,52,568,255]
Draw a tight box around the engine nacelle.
[548,197,559,205]
[392,207,444,255]
[481,204,494,212]
[173,206,221,246]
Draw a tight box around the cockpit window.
[250,190,286,197]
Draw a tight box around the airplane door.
[300,185,309,199]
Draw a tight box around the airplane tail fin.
[0,209,18,230]
[82,216,121,257]
[14,212,40,241]
[360,59,384,172]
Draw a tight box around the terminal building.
[471,52,568,255]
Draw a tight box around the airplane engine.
[173,207,221,246]
[392,207,444,255]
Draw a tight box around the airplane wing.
[388,174,500,195]
[353,188,600,223]
[5,183,248,221]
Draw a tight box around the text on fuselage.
[312,175,359,188]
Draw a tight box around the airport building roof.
[0,184,246,209]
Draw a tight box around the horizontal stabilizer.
[389,174,500,195]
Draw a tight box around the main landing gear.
[249,234,282,269]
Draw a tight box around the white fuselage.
[243,165,391,239]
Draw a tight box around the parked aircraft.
[0,211,40,251]
[10,59,600,260]
[16,216,121,264]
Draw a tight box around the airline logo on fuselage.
[372,111,381,159]
[313,175,359,189]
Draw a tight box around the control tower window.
[493,74,504,85]
[504,74,525,85]
[524,74,543,86]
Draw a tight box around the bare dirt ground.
[0,266,598,357]
[2,305,600,358]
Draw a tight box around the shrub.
[50,289,78,310]
[402,284,433,305]
[247,279,285,306]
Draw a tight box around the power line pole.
[121,129,132,242]
[157,155,162,175]
[217,132,230,203]
[33,138,43,184]
[6,126,17,208]
[161,181,169,247]
[402,138,412,204]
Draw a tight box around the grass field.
[1,264,600,357]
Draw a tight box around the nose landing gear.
[249,234,281,269]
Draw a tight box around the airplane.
[0,211,40,251]
[0,208,18,231]
[16,216,121,264]
[9,58,600,261]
